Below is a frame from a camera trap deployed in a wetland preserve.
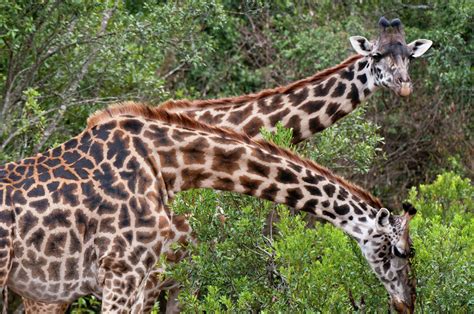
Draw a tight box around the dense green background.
[0,0,472,312]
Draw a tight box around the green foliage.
[260,113,384,175]
[416,1,472,100]
[307,106,384,174]
[69,295,102,314]
[260,121,295,150]
[169,192,276,311]
[408,172,473,312]
[21,88,47,147]
[270,209,386,312]
[408,171,473,222]
[0,0,225,162]
[0,88,44,161]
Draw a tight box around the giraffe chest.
[7,239,101,303]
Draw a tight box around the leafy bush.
[269,209,387,312]
[169,192,275,312]
[408,172,473,312]
[408,171,473,222]
[307,106,384,174]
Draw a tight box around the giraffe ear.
[376,208,391,228]
[408,39,432,58]
[349,36,373,56]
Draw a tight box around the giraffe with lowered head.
[1,104,418,312]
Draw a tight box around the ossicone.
[378,16,390,28]
[390,18,402,28]
[402,202,417,216]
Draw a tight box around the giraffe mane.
[87,102,382,209]
[159,54,363,111]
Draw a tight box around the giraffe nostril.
[397,77,411,84]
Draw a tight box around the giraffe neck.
[163,56,376,143]
[138,116,379,241]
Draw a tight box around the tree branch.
[0,96,123,151]
[33,2,118,152]
[399,3,433,10]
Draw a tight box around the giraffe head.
[349,17,432,97]
[361,202,417,313]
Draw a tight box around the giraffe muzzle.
[392,297,414,313]
[391,283,417,314]
[399,82,412,97]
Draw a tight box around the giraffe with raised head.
[1,103,418,313]
[161,17,432,143]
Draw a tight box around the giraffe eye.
[372,53,383,62]
[392,245,408,259]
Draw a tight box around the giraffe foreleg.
[99,265,151,314]
[0,227,12,288]
[141,268,164,313]
[165,286,181,314]
[142,213,196,313]
[98,235,165,314]
[142,273,181,313]
[0,212,13,314]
